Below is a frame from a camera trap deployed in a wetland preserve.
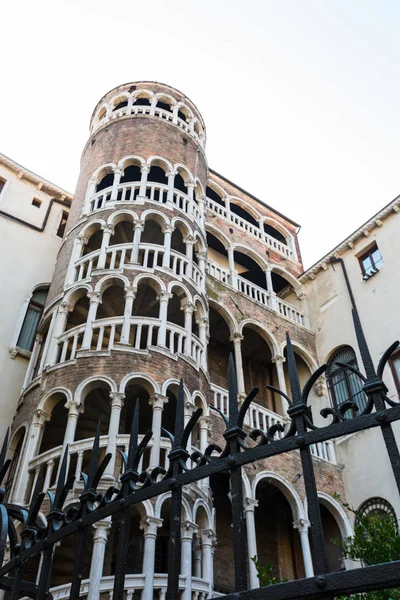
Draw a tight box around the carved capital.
[124,286,136,299]
[244,497,259,512]
[293,518,311,533]
[197,528,217,546]
[109,392,125,408]
[230,333,244,344]
[181,520,198,540]
[272,355,286,366]
[149,393,168,410]
[59,301,72,314]
[159,291,173,302]
[101,224,114,234]
[140,516,163,536]
[87,291,101,304]
[295,287,306,300]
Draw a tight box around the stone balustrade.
[206,197,295,259]
[89,182,202,226]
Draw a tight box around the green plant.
[332,495,400,600]
[251,556,287,587]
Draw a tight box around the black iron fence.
[1,308,400,600]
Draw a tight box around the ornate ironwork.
[1,315,400,599]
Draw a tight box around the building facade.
[2,81,399,598]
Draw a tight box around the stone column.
[22,334,42,389]
[65,235,87,285]
[196,252,207,293]
[167,171,176,204]
[83,178,97,215]
[198,529,216,595]
[181,521,198,600]
[193,536,202,577]
[120,287,136,345]
[104,392,125,479]
[87,519,111,600]
[182,301,194,358]
[198,416,210,489]
[230,333,245,397]
[130,219,144,263]
[47,302,71,365]
[293,519,314,578]
[265,266,277,310]
[162,225,173,269]
[138,164,150,199]
[197,317,208,370]
[272,355,289,414]
[227,246,237,288]
[157,291,172,347]
[97,224,114,269]
[244,498,259,588]
[39,309,57,372]
[141,516,163,600]
[186,181,195,216]
[12,409,50,503]
[81,292,100,350]
[197,195,206,228]
[184,235,194,280]
[110,169,122,202]
[149,394,168,469]
[63,400,81,446]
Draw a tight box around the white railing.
[94,102,205,147]
[207,260,309,328]
[73,243,204,288]
[210,384,336,464]
[49,574,217,600]
[236,275,270,308]
[206,197,294,259]
[89,182,202,226]
[276,297,308,327]
[27,435,173,495]
[207,261,229,283]
[55,317,204,366]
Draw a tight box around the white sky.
[1,0,399,268]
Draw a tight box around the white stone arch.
[206,179,227,202]
[205,224,231,250]
[141,209,170,228]
[146,155,173,174]
[167,281,193,304]
[132,88,154,101]
[153,92,177,108]
[193,295,208,321]
[119,372,160,396]
[155,492,191,521]
[37,386,73,414]
[64,283,92,308]
[79,219,107,239]
[174,102,194,122]
[192,117,204,138]
[262,217,292,242]
[74,375,117,406]
[316,492,353,539]
[191,391,209,417]
[208,298,238,336]
[174,163,194,184]
[171,216,192,239]
[94,274,130,299]
[242,470,252,500]
[90,163,117,186]
[233,243,268,270]
[280,340,319,373]
[193,499,213,528]
[107,209,137,228]
[270,265,302,292]
[251,471,305,520]
[117,155,145,171]
[133,273,166,294]
[193,177,205,198]
[110,92,130,108]
[193,231,206,253]
[161,378,191,402]
[229,196,262,222]
[239,319,279,356]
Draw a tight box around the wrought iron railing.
[1,308,400,599]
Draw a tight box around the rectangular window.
[359,243,383,278]
[56,211,68,238]
[0,177,6,194]
[32,198,42,209]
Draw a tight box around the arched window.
[17,288,48,351]
[357,497,398,529]
[326,346,367,417]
